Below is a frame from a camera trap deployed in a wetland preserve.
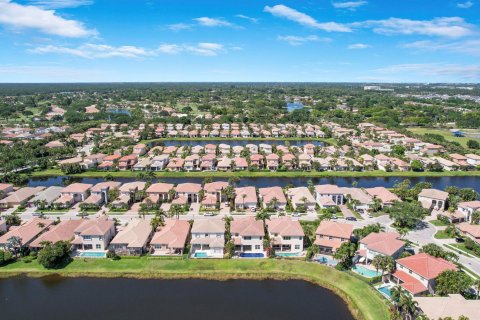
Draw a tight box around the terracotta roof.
[61,183,93,194]
[267,217,304,237]
[360,232,405,256]
[0,218,54,245]
[191,219,225,233]
[150,219,190,249]
[231,216,264,237]
[91,181,122,192]
[147,183,174,193]
[315,184,343,194]
[30,220,84,248]
[392,270,428,295]
[457,223,480,239]
[315,221,353,239]
[366,187,400,204]
[203,181,228,193]
[418,188,449,200]
[110,219,152,248]
[74,218,114,236]
[396,253,457,280]
[234,186,257,204]
[175,183,202,193]
[258,186,287,204]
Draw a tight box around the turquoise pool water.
[78,252,106,258]
[352,265,382,278]
[315,255,338,266]
[377,286,392,298]
[194,252,208,258]
[276,252,300,257]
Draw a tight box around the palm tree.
[6,236,23,258]
[139,203,148,219]
[474,279,480,300]
[150,209,166,231]
[170,204,183,220]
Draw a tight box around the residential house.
[175,183,202,203]
[314,221,353,255]
[267,217,304,254]
[109,219,153,255]
[418,189,449,211]
[414,294,480,320]
[365,187,400,207]
[314,184,344,206]
[231,216,265,254]
[71,218,116,251]
[0,218,54,250]
[29,220,85,249]
[0,183,14,199]
[190,219,225,258]
[204,181,229,202]
[55,183,92,208]
[357,232,405,263]
[266,153,280,170]
[391,253,457,295]
[150,155,169,171]
[456,223,480,244]
[146,183,174,203]
[0,186,45,209]
[258,186,287,210]
[118,155,138,170]
[457,201,480,222]
[234,186,257,210]
[286,187,316,211]
[89,181,122,205]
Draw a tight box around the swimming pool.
[239,252,264,258]
[377,286,392,299]
[276,252,301,257]
[193,252,208,258]
[352,265,382,278]
[315,255,338,266]
[78,251,106,258]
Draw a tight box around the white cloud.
[402,39,480,56]
[27,0,93,9]
[29,42,227,58]
[157,44,183,54]
[29,43,153,58]
[374,63,480,80]
[185,42,225,56]
[332,1,367,10]
[0,0,96,37]
[166,23,191,31]
[264,4,351,32]
[348,43,371,49]
[278,35,331,46]
[193,17,237,28]
[354,17,474,38]
[235,14,258,23]
[457,1,473,9]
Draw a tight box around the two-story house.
[267,217,304,254]
[231,217,264,255]
[190,219,225,258]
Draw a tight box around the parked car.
[204,212,214,216]
[455,237,465,243]
[345,216,357,221]
[32,212,43,217]
[250,207,256,212]
[224,202,230,207]
[292,212,300,217]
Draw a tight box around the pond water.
[286,102,305,112]
[0,277,354,320]
[151,139,325,147]
[107,109,131,116]
[27,175,480,192]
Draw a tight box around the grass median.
[0,258,389,320]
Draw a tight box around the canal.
[0,277,354,320]
[27,175,480,192]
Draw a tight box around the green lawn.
[434,230,454,239]
[0,258,389,320]
[430,220,449,227]
[31,168,480,179]
[451,243,480,258]
[407,127,480,149]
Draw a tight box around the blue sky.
[0,0,479,82]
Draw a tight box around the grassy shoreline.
[30,168,480,179]
[0,258,389,320]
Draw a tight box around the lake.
[286,102,305,112]
[151,139,325,147]
[0,277,354,320]
[28,175,480,192]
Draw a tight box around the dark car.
[455,237,465,243]
[345,216,357,221]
